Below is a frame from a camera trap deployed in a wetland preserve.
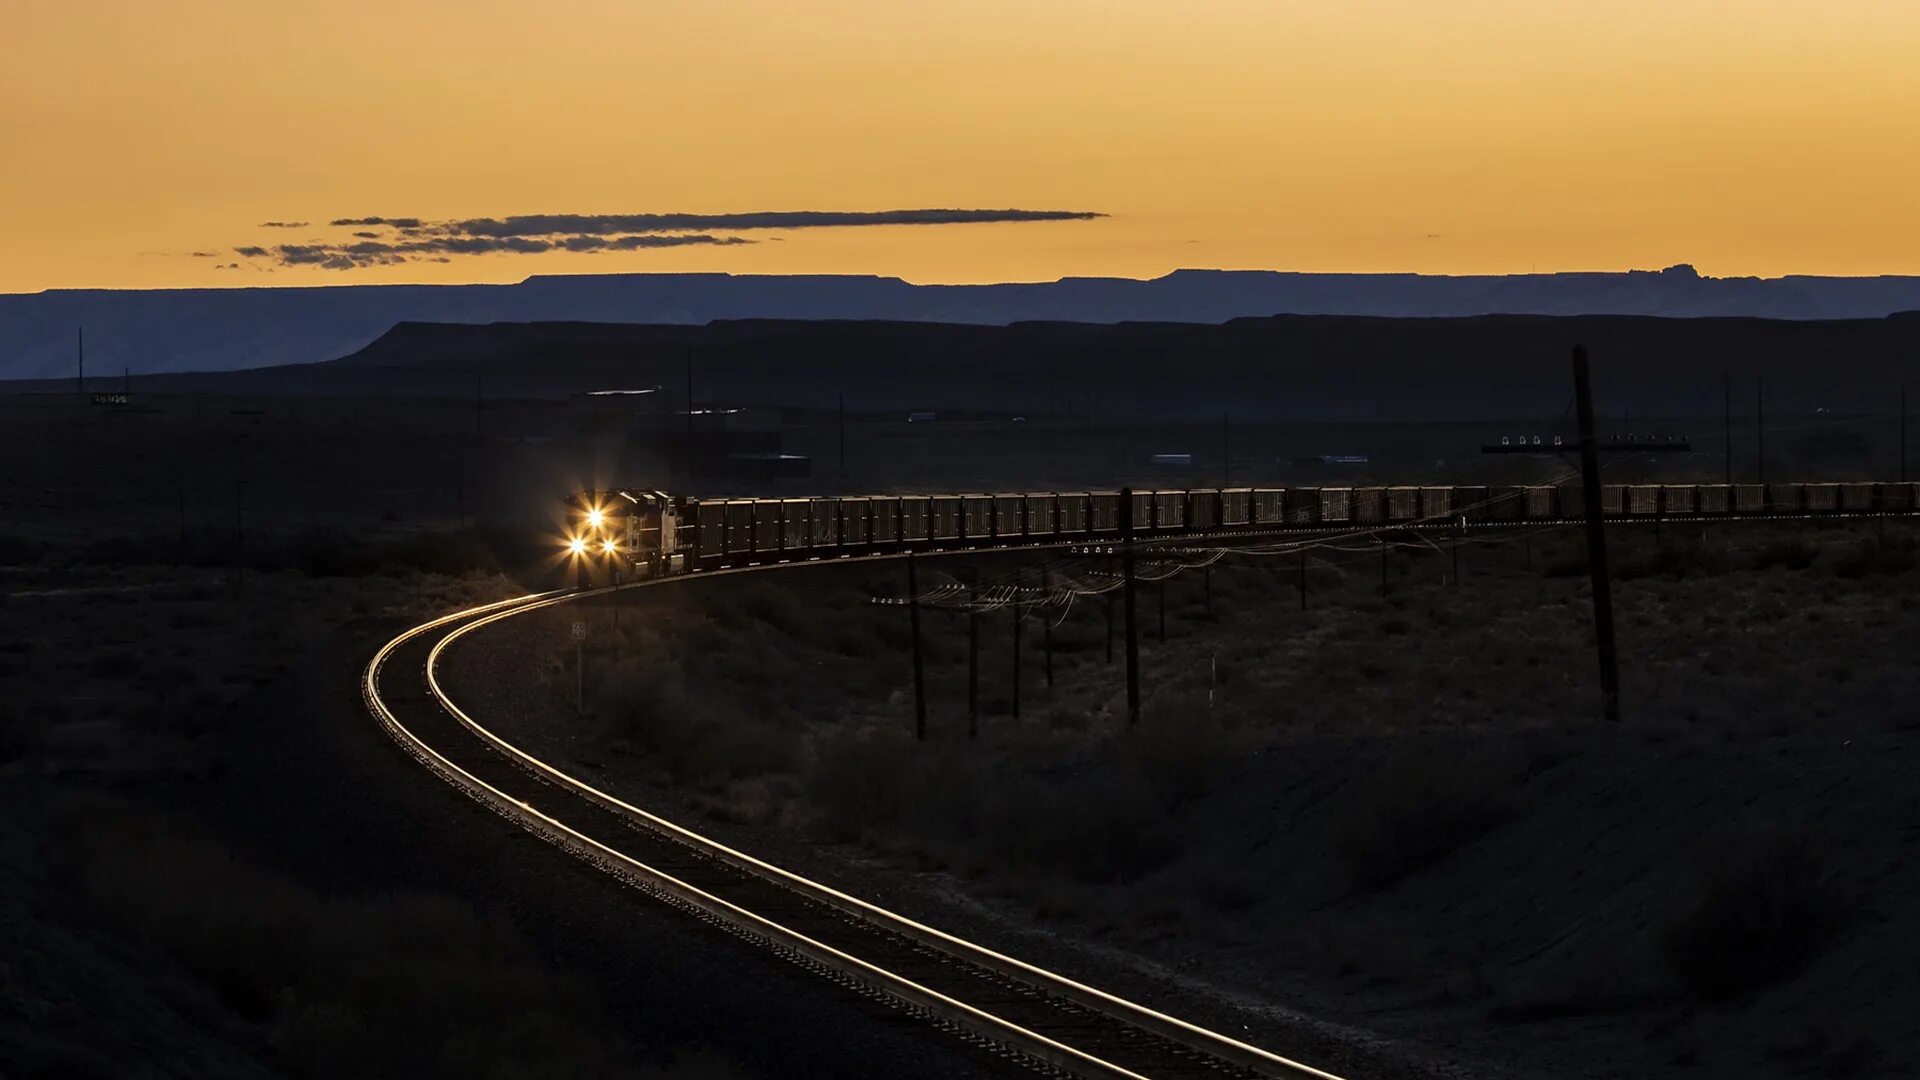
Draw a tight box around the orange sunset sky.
[4,1,1918,293]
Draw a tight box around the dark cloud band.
[236,232,748,270]
[229,206,1103,271]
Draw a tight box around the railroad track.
[365,565,1347,1080]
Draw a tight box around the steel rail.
[426,569,1342,1079]
[366,591,1161,1079]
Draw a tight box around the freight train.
[562,481,1920,578]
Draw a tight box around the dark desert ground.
[4,314,1917,1079]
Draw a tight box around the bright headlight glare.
[601,539,617,554]
[567,537,587,555]
[586,508,604,529]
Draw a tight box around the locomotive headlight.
[586,508,604,529]
[567,536,587,555]
[601,538,618,554]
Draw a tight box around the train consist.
[565,481,1920,576]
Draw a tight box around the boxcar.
[1877,482,1919,512]
[1600,485,1625,516]
[1767,484,1805,514]
[1154,490,1187,531]
[901,497,932,542]
[1839,483,1876,512]
[1023,493,1056,536]
[998,491,1029,534]
[1386,486,1420,521]
[1487,486,1525,521]
[1803,483,1839,513]
[780,499,810,551]
[1285,487,1322,525]
[1661,485,1697,515]
[1054,493,1087,535]
[1525,486,1556,519]
[1351,487,1384,524]
[1321,487,1353,523]
[1089,491,1121,532]
[1187,488,1220,531]
[1696,484,1731,515]
[809,498,840,547]
[1252,488,1285,525]
[869,497,899,543]
[931,496,962,540]
[1558,483,1585,519]
[1127,490,1154,532]
[693,500,726,561]
[1627,485,1660,515]
[961,495,994,539]
[1420,487,1454,519]
[1454,486,1491,522]
[1220,488,1251,527]
[840,497,870,546]
[1734,484,1766,514]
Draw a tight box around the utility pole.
[1120,487,1141,727]
[685,351,695,469]
[1451,522,1461,587]
[1012,577,1023,719]
[1104,588,1114,663]
[1902,383,1910,484]
[1041,573,1053,689]
[1756,375,1766,485]
[1573,345,1621,723]
[907,553,926,741]
[968,582,979,739]
[1723,372,1733,485]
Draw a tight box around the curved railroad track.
[365,557,1348,1080]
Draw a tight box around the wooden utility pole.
[968,583,979,739]
[1120,487,1141,726]
[907,553,927,741]
[1041,573,1053,688]
[1012,576,1023,719]
[1573,345,1621,723]
[1104,590,1114,663]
